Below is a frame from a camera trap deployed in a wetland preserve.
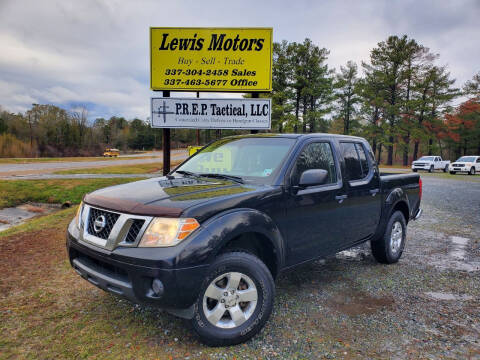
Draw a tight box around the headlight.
[139,217,200,247]
[75,201,84,228]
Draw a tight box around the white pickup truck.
[411,156,450,173]
[449,155,480,175]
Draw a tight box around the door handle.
[369,189,380,196]
[335,194,348,203]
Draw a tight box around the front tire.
[469,167,475,175]
[191,252,275,346]
[412,169,417,172]
[371,211,407,264]
[450,171,456,175]
[428,165,433,173]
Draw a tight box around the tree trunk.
[372,138,377,156]
[438,140,444,158]
[413,141,420,161]
[428,138,433,155]
[402,132,410,166]
[456,144,461,159]
[377,143,382,164]
[294,91,300,133]
[344,94,351,135]
[309,97,315,133]
[302,96,307,133]
[387,136,394,165]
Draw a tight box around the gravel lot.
[1,174,479,359]
[133,174,480,358]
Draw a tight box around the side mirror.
[298,169,328,188]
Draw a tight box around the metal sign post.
[162,90,170,175]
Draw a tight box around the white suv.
[449,156,480,175]
[411,156,450,173]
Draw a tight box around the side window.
[291,142,337,185]
[476,158,480,163]
[340,142,370,181]
[356,144,369,177]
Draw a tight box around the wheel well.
[220,232,278,279]
[393,201,409,224]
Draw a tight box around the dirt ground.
[1,174,479,359]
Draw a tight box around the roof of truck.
[224,133,366,141]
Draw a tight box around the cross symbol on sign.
[153,100,175,123]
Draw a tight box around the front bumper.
[411,165,431,170]
[66,221,209,315]
[450,166,467,172]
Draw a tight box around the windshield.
[456,156,476,162]
[175,137,296,183]
[418,156,434,161]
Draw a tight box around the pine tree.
[334,61,361,135]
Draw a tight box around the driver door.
[283,140,346,266]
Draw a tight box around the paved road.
[0,150,188,177]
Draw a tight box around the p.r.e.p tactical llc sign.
[151,97,271,130]
[150,27,272,92]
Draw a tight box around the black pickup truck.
[67,134,422,346]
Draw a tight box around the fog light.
[152,279,164,296]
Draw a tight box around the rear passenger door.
[340,141,382,244]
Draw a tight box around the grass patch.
[54,160,183,175]
[0,178,145,208]
[0,154,157,164]
[377,164,411,169]
[418,172,480,181]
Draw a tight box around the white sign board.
[151,97,271,130]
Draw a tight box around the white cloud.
[0,0,479,119]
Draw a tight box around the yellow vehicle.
[103,148,120,157]
[188,145,203,156]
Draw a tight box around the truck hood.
[412,160,432,164]
[83,176,257,217]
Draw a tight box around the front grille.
[87,208,120,240]
[414,163,425,166]
[452,163,464,167]
[125,219,145,243]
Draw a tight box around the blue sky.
[0,0,479,121]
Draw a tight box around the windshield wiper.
[198,173,244,184]
[174,170,201,178]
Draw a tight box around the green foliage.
[268,38,333,133]
[334,61,362,135]
[0,35,477,165]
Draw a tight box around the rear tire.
[469,167,475,175]
[443,165,448,173]
[371,211,407,264]
[191,252,275,346]
[428,165,433,173]
[412,169,417,172]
